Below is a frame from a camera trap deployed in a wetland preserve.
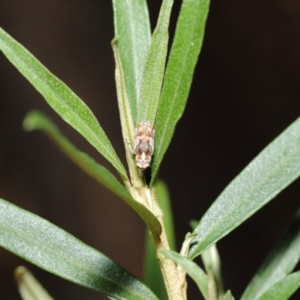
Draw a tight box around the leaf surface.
[0,198,159,300]
[258,272,300,300]
[241,208,300,300]
[14,266,54,300]
[190,116,300,259]
[162,250,208,299]
[137,0,174,124]
[0,27,127,181]
[112,0,151,124]
[151,0,210,183]
[23,111,161,239]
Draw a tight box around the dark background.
[1,1,300,299]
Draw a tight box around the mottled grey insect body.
[132,121,155,170]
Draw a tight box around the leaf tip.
[22,111,38,132]
[14,266,27,283]
[22,110,46,132]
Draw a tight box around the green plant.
[1,1,300,300]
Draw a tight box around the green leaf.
[144,180,174,300]
[23,111,162,240]
[162,250,208,299]
[258,271,300,300]
[0,27,128,182]
[201,244,224,297]
[14,266,54,300]
[190,219,199,231]
[156,180,176,250]
[151,0,210,184]
[220,290,234,300]
[189,116,300,259]
[112,0,151,124]
[23,110,130,202]
[137,0,174,124]
[241,208,300,300]
[111,39,142,188]
[0,198,159,300]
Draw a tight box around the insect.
[132,121,155,170]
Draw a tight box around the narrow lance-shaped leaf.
[221,290,235,300]
[189,116,300,259]
[151,0,210,184]
[23,111,161,240]
[201,244,224,297]
[112,39,142,188]
[258,272,300,300]
[137,0,174,124]
[0,27,128,182]
[0,198,159,300]
[156,180,176,250]
[162,250,208,299]
[241,208,300,300]
[23,110,131,203]
[14,266,54,300]
[112,0,151,124]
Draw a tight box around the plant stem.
[149,187,187,300]
[130,176,186,299]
